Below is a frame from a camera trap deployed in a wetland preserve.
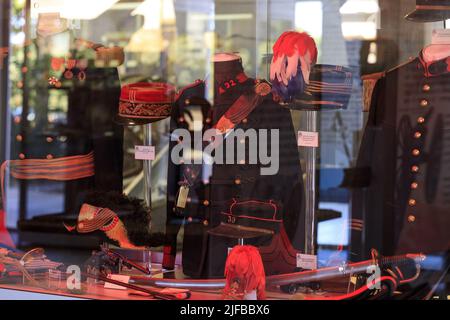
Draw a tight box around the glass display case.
[0,0,448,301]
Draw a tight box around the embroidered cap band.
[116,82,176,126]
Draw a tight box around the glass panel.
[0,0,448,301]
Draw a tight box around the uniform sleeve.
[163,138,183,269]
[90,67,124,192]
[349,76,387,260]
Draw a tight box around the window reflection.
[0,0,448,300]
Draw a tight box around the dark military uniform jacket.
[13,38,123,234]
[351,50,450,257]
[164,77,304,278]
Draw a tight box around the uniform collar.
[215,72,249,95]
[213,74,253,106]
[418,49,450,77]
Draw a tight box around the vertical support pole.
[304,110,317,255]
[0,0,11,237]
[143,124,152,207]
[19,0,31,223]
[0,0,10,165]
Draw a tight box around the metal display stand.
[143,124,152,207]
[304,110,318,255]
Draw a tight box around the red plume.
[223,245,266,300]
[270,31,318,102]
[272,31,318,64]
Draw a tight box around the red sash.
[0,152,95,248]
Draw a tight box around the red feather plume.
[272,31,318,63]
[270,31,318,102]
[223,245,266,300]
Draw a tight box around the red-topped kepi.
[116,82,176,126]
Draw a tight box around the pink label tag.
[134,146,155,160]
[296,254,317,270]
[298,131,319,148]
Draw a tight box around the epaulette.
[174,79,206,105]
[171,80,210,126]
[254,79,272,99]
[361,72,385,112]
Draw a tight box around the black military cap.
[405,0,450,22]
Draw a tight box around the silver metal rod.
[304,110,317,255]
[143,124,152,207]
[130,254,425,289]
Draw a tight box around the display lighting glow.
[132,0,176,29]
[340,0,379,40]
[341,21,377,40]
[126,0,176,53]
[31,0,119,20]
[191,13,253,21]
[295,1,323,39]
[339,0,380,15]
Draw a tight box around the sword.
[82,272,190,300]
[129,253,426,289]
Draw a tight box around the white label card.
[432,29,450,45]
[176,185,189,209]
[298,131,319,148]
[104,274,130,290]
[134,145,155,160]
[296,253,318,270]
